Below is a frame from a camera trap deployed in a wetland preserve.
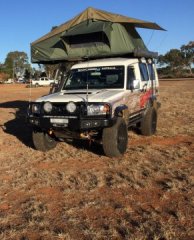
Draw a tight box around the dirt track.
[0,81,194,240]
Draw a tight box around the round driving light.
[66,101,76,113]
[43,102,53,113]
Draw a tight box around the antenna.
[26,71,32,117]
[86,81,89,103]
[85,49,90,105]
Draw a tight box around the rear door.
[139,60,154,108]
[147,62,159,95]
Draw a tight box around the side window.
[127,66,135,89]
[139,63,149,81]
[148,64,155,80]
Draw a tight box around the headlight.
[43,102,53,113]
[87,104,110,116]
[31,103,40,114]
[66,101,76,113]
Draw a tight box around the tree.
[181,41,194,74]
[43,61,77,80]
[157,54,167,68]
[157,41,194,78]
[24,69,31,80]
[0,72,9,81]
[4,51,31,78]
[157,49,186,77]
[165,49,184,70]
[0,62,4,72]
[44,64,60,79]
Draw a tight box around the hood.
[36,89,125,103]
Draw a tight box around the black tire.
[141,107,157,136]
[35,83,39,88]
[32,128,57,152]
[102,118,128,157]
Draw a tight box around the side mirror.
[133,80,140,89]
[128,79,140,91]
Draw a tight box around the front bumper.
[28,116,114,131]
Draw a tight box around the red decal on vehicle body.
[140,89,152,108]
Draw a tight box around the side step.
[128,113,143,127]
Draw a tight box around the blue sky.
[0,0,193,64]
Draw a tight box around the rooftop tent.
[31,7,164,63]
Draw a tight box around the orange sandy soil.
[0,81,194,240]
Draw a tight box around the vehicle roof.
[71,58,140,69]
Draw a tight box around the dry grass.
[0,81,194,240]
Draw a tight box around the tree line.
[157,41,194,78]
[0,51,66,82]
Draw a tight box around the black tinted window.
[139,63,149,81]
[127,67,135,89]
[148,64,155,80]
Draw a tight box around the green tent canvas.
[31,7,164,63]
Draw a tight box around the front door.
[125,65,141,114]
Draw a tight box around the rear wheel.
[141,107,157,136]
[102,118,128,157]
[32,128,57,151]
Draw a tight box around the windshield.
[62,66,124,90]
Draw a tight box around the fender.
[114,105,128,117]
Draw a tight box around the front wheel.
[32,128,57,151]
[102,118,128,157]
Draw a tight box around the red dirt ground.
[0,81,194,240]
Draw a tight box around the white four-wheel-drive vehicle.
[28,57,160,157]
[31,77,56,87]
